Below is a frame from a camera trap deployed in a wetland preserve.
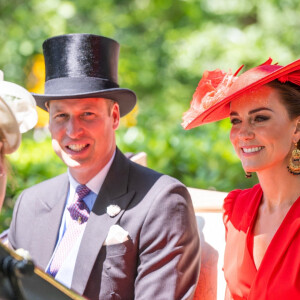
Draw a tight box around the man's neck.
[70,149,116,185]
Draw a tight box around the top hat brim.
[33,88,137,117]
[184,58,300,130]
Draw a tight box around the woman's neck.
[257,165,300,210]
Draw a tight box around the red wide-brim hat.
[182,58,300,130]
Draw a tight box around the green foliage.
[1,0,299,229]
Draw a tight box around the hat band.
[44,77,119,95]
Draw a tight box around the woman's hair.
[267,80,300,148]
[267,80,300,119]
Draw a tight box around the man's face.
[48,98,120,183]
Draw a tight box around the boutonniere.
[106,204,121,217]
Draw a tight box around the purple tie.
[49,185,91,277]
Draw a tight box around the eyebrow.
[230,107,274,116]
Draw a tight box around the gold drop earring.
[287,142,300,175]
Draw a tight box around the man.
[8,34,200,299]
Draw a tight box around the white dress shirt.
[46,151,116,288]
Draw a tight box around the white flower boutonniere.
[106,205,121,217]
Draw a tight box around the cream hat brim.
[0,80,38,154]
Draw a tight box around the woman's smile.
[241,146,265,154]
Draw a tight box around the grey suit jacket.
[9,148,201,299]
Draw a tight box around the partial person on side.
[8,33,201,299]
[182,58,300,299]
[0,71,37,211]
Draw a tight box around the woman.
[0,70,37,211]
[182,58,300,299]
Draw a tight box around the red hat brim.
[183,58,300,130]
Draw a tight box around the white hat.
[0,70,38,154]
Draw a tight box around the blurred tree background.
[1,0,300,230]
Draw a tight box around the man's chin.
[60,154,82,168]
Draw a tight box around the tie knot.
[75,185,91,202]
[68,185,91,223]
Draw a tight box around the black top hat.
[32,33,136,117]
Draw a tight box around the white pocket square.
[104,225,129,246]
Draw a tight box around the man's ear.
[45,101,50,112]
[112,102,120,130]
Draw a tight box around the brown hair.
[267,80,300,149]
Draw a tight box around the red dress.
[223,184,300,300]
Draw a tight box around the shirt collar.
[67,150,116,196]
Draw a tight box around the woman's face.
[229,85,300,173]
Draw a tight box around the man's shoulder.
[117,148,184,187]
[126,160,189,207]
[22,173,68,194]
[128,159,183,187]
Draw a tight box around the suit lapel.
[30,174,69,269]
[71,149,136,295]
